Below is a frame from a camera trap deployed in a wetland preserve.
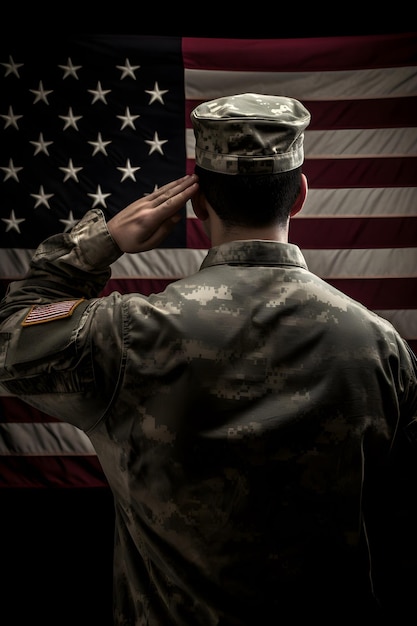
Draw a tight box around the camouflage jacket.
[1,208,416,623]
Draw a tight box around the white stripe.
[113,248,417,280]
[110,248,207,278]
[299,188,417,217]
[1,247,415,280]
[304,128,417,158]
[186,127,417,160]
[0,421,95,455]
[375,310,417,339]
[184,67,417,101]
[302,247,417,279]
[0,248,207,281]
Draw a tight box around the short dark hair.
[194,165,302,228]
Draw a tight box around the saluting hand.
[107,174,199,253]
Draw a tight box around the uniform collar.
[200,240,308,270]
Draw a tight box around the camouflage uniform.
[0,207,416,623]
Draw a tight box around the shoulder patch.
[22,299,85,326]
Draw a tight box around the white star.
[31,185,54,209]
[59,158,83,182]
[88,81,111,104]
[2,209,25,233]
[88,132,111,156]
[117,106,140,130]
[116,58,140,80]
[30,132,54,156]
[0,158,23,181]
[30,80,53,104]
[145,82,169,105]
[60,210,79,232]
[59,107,82,130]
[145,131,168,155]
[58,58,82,79]
[117,158,141,182]
[1,55,23,78]
[87,184,111,208]
[1,105,23,129]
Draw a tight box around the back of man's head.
[194,165,302,227]
[191,93,311,227]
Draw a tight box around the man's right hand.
[107,174,199,253]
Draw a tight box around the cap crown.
[191,93,311,174]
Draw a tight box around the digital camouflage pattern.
[0,208,417,623]
[191,93,311,174]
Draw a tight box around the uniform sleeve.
[0,209,122,322]
[0,209,124,431]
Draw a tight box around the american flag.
[1,33,416,488]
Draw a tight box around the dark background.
[3,488,114,626]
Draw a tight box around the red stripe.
[302,157,417,189]
[186,97,417,131]
[327,277,417,310]
[0,455,107,488]
[188,216,417,250]
[182,33,417,72]
[0,396,59,423]
[303,97,417,131]
[290,216,417,249]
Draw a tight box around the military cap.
[191,93,311,175]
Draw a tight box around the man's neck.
[211,222,289,247]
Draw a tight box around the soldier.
[0,93,416,623]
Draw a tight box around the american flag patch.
[22,299,85,326]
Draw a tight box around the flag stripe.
[2,244,415,281]
[304,157,417,188]
[302,98,417,131]
[182,34,417,72]
[187,214,417,249]
[0,395,59,423]
[183,67,417,101]
[0,455,107,488]
[0,421,94,455]
[295,188,417,217]
[292,216,417,249]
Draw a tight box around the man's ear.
[191,188,210,222]
[290,173,308,217]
